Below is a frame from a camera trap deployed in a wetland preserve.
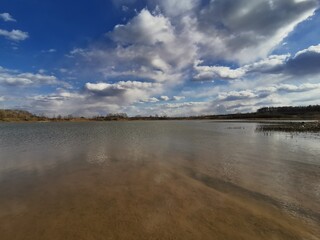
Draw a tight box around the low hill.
[0,109,42,122]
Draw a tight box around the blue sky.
[0,0,320,116]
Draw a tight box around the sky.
[0,0,320,117]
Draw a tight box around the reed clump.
[256,121,320,132]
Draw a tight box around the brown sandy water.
[0,121,319,239]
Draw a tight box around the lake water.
[0,121,319,240]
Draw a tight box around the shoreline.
[1,118,319,123]
[1,106,320,123]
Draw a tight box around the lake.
[0,121,319,240]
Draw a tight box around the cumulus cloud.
[141,101,212,116]
[85,81,159,95]
[141,95,185,102]
[220,83,320,102]
[71,9,197,84]
[26,91,88,116]
[140,97,160,103]
[72,1,319,86]
[195,0,318,63]
[0,29,29,41]
[31,92,81,103]
[276,83,320,93]
[283,44,320,75]
[0,66,61,86]
[6,1,320,116]
[212,82,320,113]
[192,43,320,82]
[193,60,246,81]
[218,90,258,101]
[110,9,175,45]
[84,80,163,106]
[172,96,185,101]
[0,13,29,41]
[23,81,163,117]
[12,80,320,117]
[295,44,320,56]
[160,95,170,101]
[244,54,290,73]
[0,13,16,22]
[244,44,320,76]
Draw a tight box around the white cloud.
[85,81,159,93]
[71,1,319,90]
[194,0,318,63]
[1,73,58,86]
[244,54,290,73]
[277,83,320,92]
[9,79,320,117]
[140,97,160,103]
[212,82,320,113]
[158,101,212,116]
[134,101,212,116]
[85,81,163,106]
[0,66,61,86]
[193,43,320,81]
[3,1,320,116]
[172,96,185,101]
[0,13,16,22]
[71,9,197,84]
[156,0,200,16]
[160,95,170,101]
[26,91,88,116]
[194,60,246,81]
[244,44,320,76]
[22,81,163,117]
[218,90,258,101]
[0,29,29,41]
[111,9,175,45]
[295,44,320,57]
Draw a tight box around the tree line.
[257,105,320,114]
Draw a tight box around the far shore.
[1,106,320,131]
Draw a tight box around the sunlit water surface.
[0,121,319,240]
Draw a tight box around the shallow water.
[0,121,319,240]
